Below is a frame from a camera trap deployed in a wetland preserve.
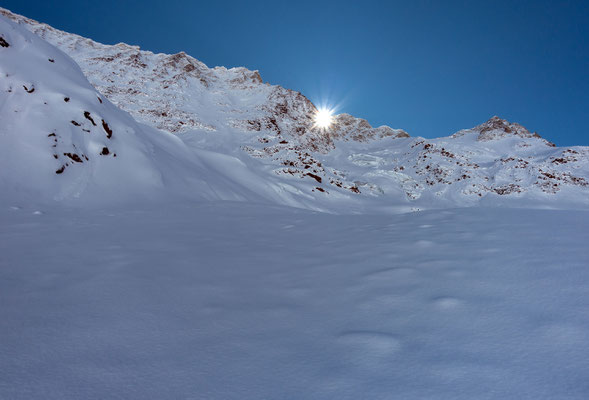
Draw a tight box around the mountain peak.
[1,7,588,211]
[479,115,553,144]
[453,116,555,147]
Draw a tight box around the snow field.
[1,203,588,399]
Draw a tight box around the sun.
[314,107,334,130]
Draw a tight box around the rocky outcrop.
[453,116,556,146]
[2,7,588,209]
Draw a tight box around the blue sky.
[4,0,588,145]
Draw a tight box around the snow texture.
[1,8,589,400]
[1,203,589,399]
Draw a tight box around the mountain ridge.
[1,7,588,212]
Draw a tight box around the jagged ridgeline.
[1,8,588,211]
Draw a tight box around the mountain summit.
[1,8,588,212]
[453,115,555,145]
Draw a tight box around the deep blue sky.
[4,0,588,145]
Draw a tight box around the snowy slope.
[1,8,589,400]
[0,16,201,204]
[2,7,588,212]
[0,16,364,210]
[1,203,588,399]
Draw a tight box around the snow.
[1,8,589,399]
[0,16,348,211]
[1,203,588,399]
[3,7,589,212]
[0,15,195,204]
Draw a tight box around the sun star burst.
[314,107,334,130]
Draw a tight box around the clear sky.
[4,0,588,145]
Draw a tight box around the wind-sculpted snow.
[1,203,589,399]
[1,7,589,212]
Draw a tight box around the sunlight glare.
[314,107,334,130]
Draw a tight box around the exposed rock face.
[0,8,399,144]
[1,7,588,210]
[454,116,556,146]
[332,114,410,142]
[3,7,420,197]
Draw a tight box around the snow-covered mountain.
[2,9,589,400]
[0,15,338,210]
[1,7,588,212]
